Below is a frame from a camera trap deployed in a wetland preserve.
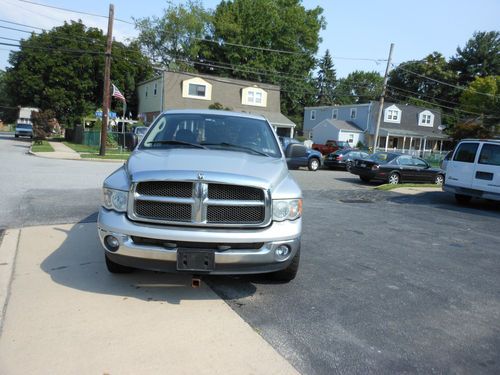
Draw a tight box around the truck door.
[286,144,308,169]
[471,143,500,194]
[446,142,479,188]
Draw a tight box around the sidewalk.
[31,141,81,160]
[0,223,298,374]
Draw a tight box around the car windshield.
[338,141,350,148]
[141,113,282,158]
[369,152,398,163]
[16,124,32,129]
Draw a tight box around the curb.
[0,229,20,334]
[28,149,125,163]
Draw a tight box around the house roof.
[379,126,450,140]
[248,111,295,128]
[312,119,363,132]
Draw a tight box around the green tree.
[460,75,500,131]
[4,21,152,125]
[388,52,459,105]
[334,71,383,104]
[202,0,325,121]
[134,0,212,70]
[448,121,493,141]
[316,49,336,105]
[0,70,17,123]
[449,31,500,85]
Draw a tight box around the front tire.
[105,253,134,273]
[308,158,320,171]
[434,174,444,185]
[388,172,400,184]
[269,248,300,282]
[345,161,353,171]
[455,194,472,204]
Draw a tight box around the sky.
[0,0,499,78]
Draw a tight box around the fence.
[81,131,135,153]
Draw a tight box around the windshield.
[141,113,282,158]
[369,152,398,163]
[16,124,32,129]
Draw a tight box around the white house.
[311,119,364,147]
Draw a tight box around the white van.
[443,139,500,203]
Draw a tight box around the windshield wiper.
[202,142,269,157]
[147,140,207,149]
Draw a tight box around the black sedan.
[349,152,445,184]
[324,149,370,171]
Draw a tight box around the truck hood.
[126,148,289,190]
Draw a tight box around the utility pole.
[372,43,394,152]
[100,4,114,156]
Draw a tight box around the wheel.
[345,161,353,171]
[360,176,371,183]
[269,248,300,282]
[105,253,134,273]
[455,194,472,204]
[308,158,320,171]
[434,174,444,185]
[388,172,400,184]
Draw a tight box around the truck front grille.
[130,181,269,227]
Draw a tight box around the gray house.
[138,71,296,137]
[304,102,450,154]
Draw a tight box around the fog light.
[104,235,120,252]
[275,245,291,261]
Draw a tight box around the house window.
[153,82,158,96]
[242,87,267,107]
[348,134,354,143]
[182,77,212,100]
[384,105,401,123]
[332,109,338,119]
[418,110,434,127]
[145,86,148,98]
[350,108,357,119]
[188,84,206,97]
[311,110,316,120]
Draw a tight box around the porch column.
[403,136,406,153]
[419,138,423,152]
[409,137,413,151]
[423,138,427,155]
[385,133,389,151]
[439,140,443,152]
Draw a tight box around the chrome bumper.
[97,208,301,274]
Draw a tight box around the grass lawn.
[32,141,54,152]
[376,183,442,191]
[80,153,130,160]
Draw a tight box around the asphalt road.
[0,133,119,229]
[1,133,500,374]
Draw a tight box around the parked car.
[280,137,322,171]
[443,139,500,203]
[324,149,370,171]
[312,140,351,155]
[15,123,33,138]
[350,152,445,184]
[98,110,302,282]
[132,126,148,143]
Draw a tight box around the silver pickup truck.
[97,110,302,282]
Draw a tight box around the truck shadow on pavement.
[39,217,256,304]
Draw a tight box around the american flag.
[112,84,126,102]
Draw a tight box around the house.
[310,119,363,146]
[304,102,450,154]
[137,71,296,137]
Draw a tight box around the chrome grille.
[135,201,191,222]
[207,206,265,223]
[130,180,270,227]
[136,181,192,197]
[208,184,263,201]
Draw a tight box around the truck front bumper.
[97,208,301,275]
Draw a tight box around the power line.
[387,84,462,107]
[17,0,134,25]
[0,41,103,55]
[0,18,44,31]
[392,63,498,99]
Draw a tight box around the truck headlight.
[102,188,128,212]
[273,199,302,221]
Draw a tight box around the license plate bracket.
[177,249,215,272]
